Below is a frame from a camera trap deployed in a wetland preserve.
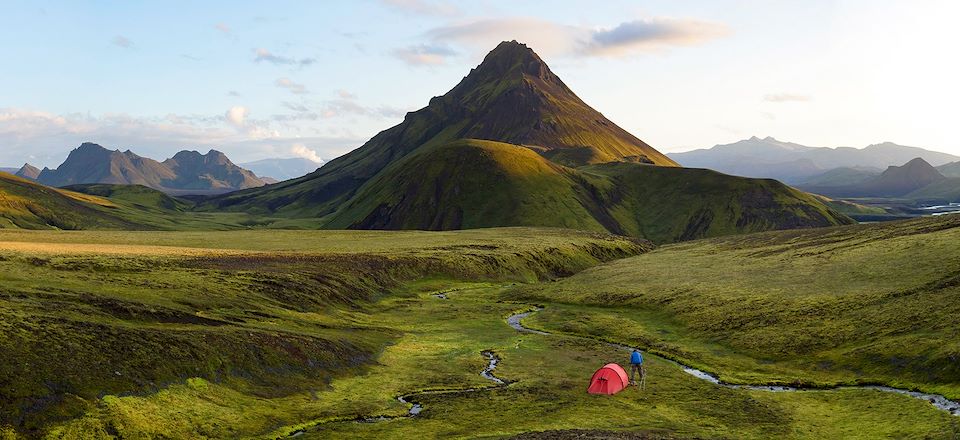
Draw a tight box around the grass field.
[514,215,960,401]
[1,220,958,438]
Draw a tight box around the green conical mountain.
[208,41,851,242]
[208,41,677,217]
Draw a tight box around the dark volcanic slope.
[206,41,677,217]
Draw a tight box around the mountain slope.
[326,139,852,243]
[797,166,880,187]
[14,164,40,180]
[324,139,606,232]
[670,137,959,182]
[0,172,143,229]
[37,143,267,194]
[937,161,960,178]
[206,40,676,217]
[801,158,946,198]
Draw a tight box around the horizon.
[3,1,959,168]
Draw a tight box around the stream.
[507,308,960,416]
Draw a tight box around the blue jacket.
[631,351,643,365]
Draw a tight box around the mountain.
[801,158,947,198]
[239,157,323,181]
[937,161,960,178]
[204,41,850,242]
[161,150,264,193]
[0,168,16,174]
[670,137,960,183]
[797,166,881,187]
[37,143,267,195]
[208,41,678,216]
[13,163,40,180]
[0,171,143,229]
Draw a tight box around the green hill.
[0,172,144,230]
[326,139,852,243]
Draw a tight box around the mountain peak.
[465,40,554,83]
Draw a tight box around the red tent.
[587,363,630,395]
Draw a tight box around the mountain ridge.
[37,143,267,195]
[670,137,959,183]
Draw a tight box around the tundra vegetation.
[1,219,959,439]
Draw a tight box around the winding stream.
[507,308,960,416]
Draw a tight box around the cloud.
[253,48,316,66]
[112,35,133,49]
[225,106,248,128]
[0,108,363,168]
[275,77,308,94]
[337,89,357,99]
[392,44,458,66]
[214,23,231,34]
[420,17,729,59]
[763,93,812,103]
[290,143,324,163]
[380,0,460,16]
[0,107,359,168]
[583,18,730,56]
[228,90,242,97]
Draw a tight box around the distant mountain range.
[204,41,850,243]
[670,136,960,183]
[238,157,323,181]
[35,143,268,195]
[797,157,960,201]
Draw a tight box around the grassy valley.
[2,221,959,438]
[513,215,960,401]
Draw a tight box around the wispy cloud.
[275,77,309,94]
[214,23,231,34]
[392,43,457,66]
[763,93,812,103]
[112,35,133,49]
[421,17,729,59]
[380,0,460,16]
[253,48,316,66]
[583,18,730,56]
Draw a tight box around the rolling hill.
[37,143,267,195]
[206,41,849,242]
[0,172,143,229]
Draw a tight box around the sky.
[2,0,959,168]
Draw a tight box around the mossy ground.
[1,223,957,439]
[515,215,960,400]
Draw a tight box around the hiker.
[630,349,645,388]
